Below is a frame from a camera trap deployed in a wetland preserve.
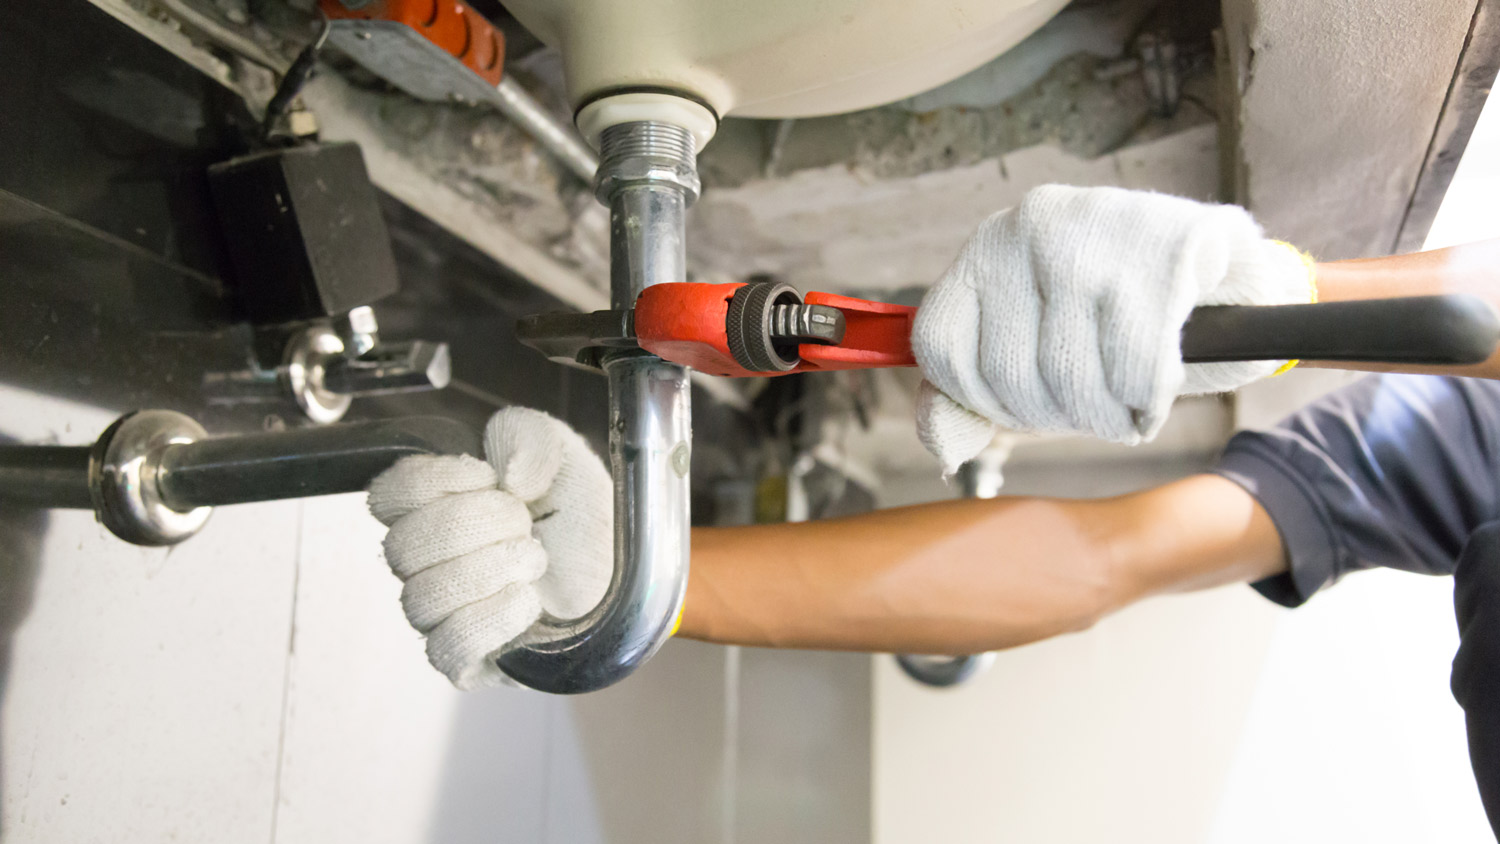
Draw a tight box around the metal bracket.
[323,19,598,183]
[205,312,452,425]
[327,19,503,105]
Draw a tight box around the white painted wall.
[0,392,298,842]
[0,389,869,843]
[873,525,1285,843]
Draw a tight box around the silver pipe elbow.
[497,120,698,694]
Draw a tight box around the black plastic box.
[208,142,399,324]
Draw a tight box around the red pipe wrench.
[517,281,1499,376]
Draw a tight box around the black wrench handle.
[1181,295,1500,366]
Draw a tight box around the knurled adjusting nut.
[726,281,802,373]
[594,158,702,205]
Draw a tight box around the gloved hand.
[911,184,1316,473]
[366,407,611,690]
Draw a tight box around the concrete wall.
[1222,0,1481,259]
[690,123,1222,297]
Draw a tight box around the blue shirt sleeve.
[1212,374,1500,608]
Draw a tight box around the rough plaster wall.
[1223,0,1478,259]
[690,123,1220,295]
[895,0,1160,111]
[304,72,611,312]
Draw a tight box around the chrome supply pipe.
[0,445,95,509]
[0,412,479,546]
[498,121,698,694]
[154,417,479,507]
[493,76,599,183]
[894,651,997,689]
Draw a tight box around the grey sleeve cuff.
[1212,437,1345,608]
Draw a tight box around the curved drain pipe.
[496,119,699,694]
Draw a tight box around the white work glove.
[366,408,611,690]
[912,184,1315,473]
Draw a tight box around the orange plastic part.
[320,0,505,85]
[634,283,918,378]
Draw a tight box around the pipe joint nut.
[89,410,212,546]
[594,122,700,205]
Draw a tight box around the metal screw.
[336,305,380,359]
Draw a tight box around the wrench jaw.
[516,281,920,378]
[514,309,638,371]
[794,291,918,373]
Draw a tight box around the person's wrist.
[1261,240,1319,304]
[1266,240,1318,375]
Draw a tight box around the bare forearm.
[683,496,1117,654]
[679,474,1284,654]
[1305,238,1500,378]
